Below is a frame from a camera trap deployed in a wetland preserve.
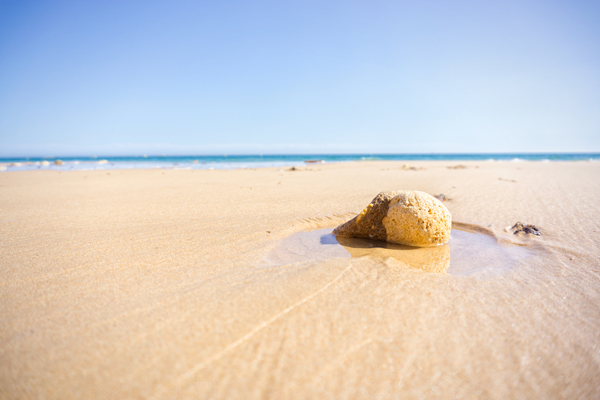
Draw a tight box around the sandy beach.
[1,160,599,399]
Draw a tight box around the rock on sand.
[333,190,451,247]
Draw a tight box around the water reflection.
[334,236,450,273]
[266,228,530,276]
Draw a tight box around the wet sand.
[1,161,599,399]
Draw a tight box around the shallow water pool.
[266,227,532,276]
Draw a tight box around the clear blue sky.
[1,0,599,156]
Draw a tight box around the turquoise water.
[1,153,599,171]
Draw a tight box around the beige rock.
[54,159,64,165]
[333,190,451,247]
[383,191,451,247]
[40,160,50,166]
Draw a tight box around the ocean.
[1,153,599,171]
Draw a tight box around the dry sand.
[1,161,599,399]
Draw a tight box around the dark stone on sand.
[434,194,447,202]
[509,222,541,236]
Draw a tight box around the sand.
[1,161,599,399]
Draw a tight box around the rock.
[333,191,397,242]
[54,159,64,165]
[434,193,447,202]
[98,160,109,164]
[40,161,50,166]
[506,222,541,236]
[333,190,452,247]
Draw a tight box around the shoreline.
[1,156,599,173]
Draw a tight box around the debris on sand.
[434,194,447,202]
[401,164,424,171]
[506,222,541,236]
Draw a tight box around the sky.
[0,0,599,157]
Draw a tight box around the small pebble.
[506,222,541,236]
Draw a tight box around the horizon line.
[2,151,600,160]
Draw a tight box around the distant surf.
[1,153,599,172]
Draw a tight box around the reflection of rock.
[333,190,451,247]
[336,236,450,273]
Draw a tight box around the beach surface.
[1,161,599,399]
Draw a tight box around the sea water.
[1,153,599,172]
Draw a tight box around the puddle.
[266,228,531,276]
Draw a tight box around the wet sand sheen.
[266,226,533,275]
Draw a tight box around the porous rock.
[333,190,452,247]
